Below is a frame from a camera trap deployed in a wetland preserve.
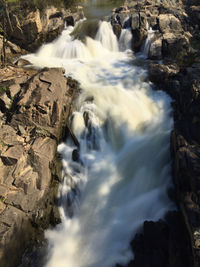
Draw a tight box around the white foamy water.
[141,22,155,58]
[22,20,174,267]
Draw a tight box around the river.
[22,2,174,266]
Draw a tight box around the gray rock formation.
[1,6,84,52]
[0,67,77,267]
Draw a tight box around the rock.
[15,58,31,67]
[0,158,14,186]
[189,6,200,24]
[71,19,99,41]
[130,211,193,267]
[187,63,200,81]
[0,35,22,63]
[112,23,122,39]
[7,13,24,41]
[158,14,183,33]
[0,67,77,267]
[22,10,42,43]
[115,13,131,28]
[131,13,140,30]
[130,12,148,51]
[115,6,128,14]
[149,62,179,83]
[132,27,147,51]
[162,32,189,59]
[1,145,24,166]
[9,84,21,98]
[49,11,63,19]
[0,91,11,110]
[72,149,80,162]
[149,38,162,59]
[1,7,84,52]
[64,15,75,26]
[15,68,71,138]
[0,205,33,267]
[0,125,23,146]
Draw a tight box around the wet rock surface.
[0,67,76,267]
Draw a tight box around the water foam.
[22,20,174,267]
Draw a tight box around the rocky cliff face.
[1,5,84,52]
[0,67,78,267]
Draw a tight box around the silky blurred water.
[22,19,174,267]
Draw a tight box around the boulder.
[149,62,179,84]
[149,38,162,59]
[0,91,11,110]
[162,32,189,59]
[130,212,193,267]
[112,23,122,39]
[131,12,148,51]
[14,58,31,67]
[22,9,43,43]
[158,14,183,33]
[131,13,140,30]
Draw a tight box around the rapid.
[22,15,174,267]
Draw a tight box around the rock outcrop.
[112,0,191,60]
[0,67,77,267]
[0,35,24,66]
[1,6,84,52]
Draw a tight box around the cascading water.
[141,22,155,58]
[22,19,174,267]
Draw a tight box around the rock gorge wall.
[0,67,79,267]
[0,4,84,55]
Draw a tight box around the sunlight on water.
[22,19,174,267]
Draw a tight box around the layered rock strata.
[0,67,77,267]
[0,6,84,52]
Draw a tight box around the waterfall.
[119,28,132,52]
[141,22,155,58]
[95,21,119,51]
[22,19,174,267]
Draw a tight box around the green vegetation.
[0,86,9,95]
[0,195,6,203]
[0,137,6,148]
[1,0,78,10]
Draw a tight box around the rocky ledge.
[0,66,78,267]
